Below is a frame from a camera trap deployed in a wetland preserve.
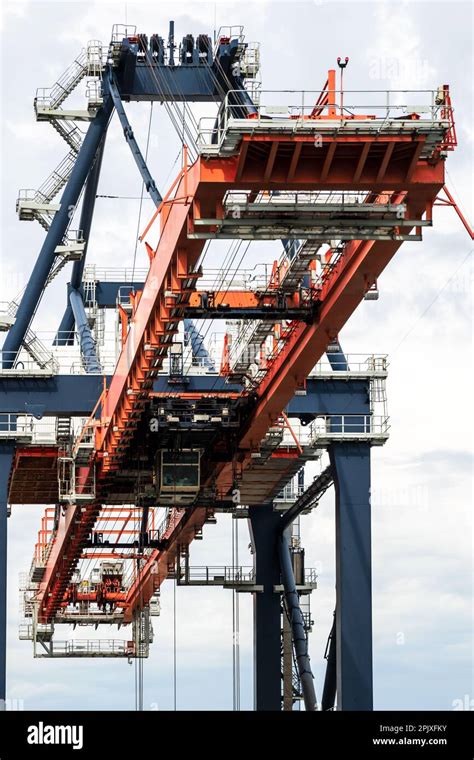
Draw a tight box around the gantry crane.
[0,20,463,711]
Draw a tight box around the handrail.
[197,87,453,153]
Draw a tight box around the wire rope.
[131,101,154,284]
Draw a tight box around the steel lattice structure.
[0,21,463,711]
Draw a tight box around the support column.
[55,135,108,345]
[248,502,281,711]
[329,442,373,710]
[0,444,14,710]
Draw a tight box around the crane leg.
[248,503,282,711]
[330,442,373,710]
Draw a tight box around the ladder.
[228,319,275,378]
[83,277,105,346]
[133,607,153,658]
[55,417,72,444]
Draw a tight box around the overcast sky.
[1,0,472,711]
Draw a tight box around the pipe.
[55,135,108,345]
[3,85,114,368]
[277,530,317,711]
[277,466,334,710]
[321,614,337,710]
[280,465,333,532]
[69,289,101,374]
[184,318,215,370]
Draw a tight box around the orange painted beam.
[189,291,301,307]
[149,392,242,400]
[237,195,437,451]
[376,142,395,182]
[122,507,209,623]
[287,142,303,181]
[198,139,442,194]
[190,291,259,307]
[353,142,371,183]
[263,141,279,181]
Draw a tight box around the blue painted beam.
[330,442,373,710]
[69,290,102,374]
[278,529,317,710]
[114,37,243,102]
[115,61,217,102]
[64,282,145,309]
[0,376,105,416]
[92,282,144,307]
[327,340,349,372]
[0,376,370,417]
[109,72,162,206]
[2,88,114,368]
[289,379,370,418]
[55,137,108,346]
[0,445,13,709]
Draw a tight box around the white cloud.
[366,0,437,89]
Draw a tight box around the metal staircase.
[22,328,57,371]
[50,118,83,152]
[56,419,96,505]
[18,40,104,230]
[17,151,77,228]
[37,151,78,204]
[34,50,89,111]
[46,231,85,285]
[279,240,322,292]
[259,424,285,460]
[229,319,274,379]
[3,297,60,373]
